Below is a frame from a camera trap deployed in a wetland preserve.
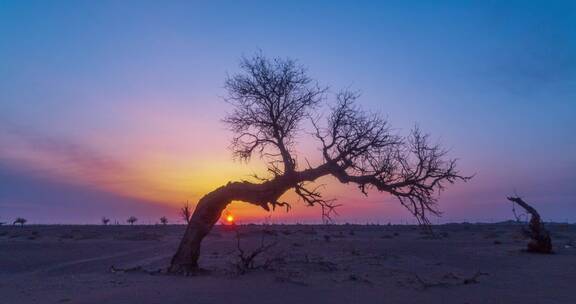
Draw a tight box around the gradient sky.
[1,0,575,224]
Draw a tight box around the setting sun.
[225,214,235,223]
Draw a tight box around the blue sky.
[0,1,575,224]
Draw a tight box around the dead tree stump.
[507,196,552,254]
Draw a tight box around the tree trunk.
[507,197,552,254]
[168,187,232,273]
[168,166,331,273]
[168,179,291,273]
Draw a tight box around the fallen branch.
[414,274,450,289]
[110,265,163,275]
[414,271,489,289]
[461,271,489,285]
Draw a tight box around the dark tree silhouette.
[127,216,138,226]
[169,54,470,273]
[160,216,169,225]
[13,217,27,227]
[102,217,110,225]
[507,196,552,253]
[180,201,192,224]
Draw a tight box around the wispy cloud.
[0,125,126,187]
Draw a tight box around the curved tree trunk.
[168,166,332,273]
[507,197,552,254]
[168,180,291,273]
[168,188,231,273]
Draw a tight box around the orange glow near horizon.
[0,112,413,224]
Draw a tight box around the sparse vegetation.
[13,217,27,227]
[180,201,192,224]
[232,228,278,275]
[127,216,138,226]
[160,216,168,225]
[101,217,110,225]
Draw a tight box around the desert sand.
[1,223,575,304]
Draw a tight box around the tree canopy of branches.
[127,216,138,226]
[169,53,470,273]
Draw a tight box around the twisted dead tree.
[507,196,552,253]
[169,54,470,273]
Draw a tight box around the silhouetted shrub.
[13,217,27,227]
[160,216,168,225]
[127,216,138,226]
[180,201,193,224]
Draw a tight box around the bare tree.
[160,216,168,225]
[13,217,27,227]
[180,201,192,224]
[507,197,552,253]
[102,217,110,225]
[127,216,138,226]
[169,54,470,273]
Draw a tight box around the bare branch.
[223,52,327,174]
[170,53,472,272]
[223,54,469,225]
[180,201,193,224]
[315,92,471,225]
[233,227,278,274]
[294,182,341,224]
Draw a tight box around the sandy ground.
[1,223,575,304]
